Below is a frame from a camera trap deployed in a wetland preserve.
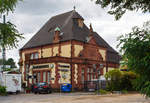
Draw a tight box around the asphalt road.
[0,93,150,103]
[0,92,93,103]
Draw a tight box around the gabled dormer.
[72,10,84,28]
[53,27,61,43]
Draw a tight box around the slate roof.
[21,10,120,63]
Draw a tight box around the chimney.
[53,27,61,43]
[89,23,93,36]
[86,23,94,42]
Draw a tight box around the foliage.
[0,0,22,14]
[0,85,7,96]
[105,69,122,80]
[0,22,24,49]
[0,58,17,69]
[105,69,122,91]
[121,90,128,94]
[94,0,150,20]
[5,58,16,68]
[105,69,137,91]
[117,21,150,97]
[95,89,109,95]
[120,71,137,91]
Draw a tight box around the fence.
[83,80,107,92]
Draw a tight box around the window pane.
[81,69,84,83]
[47,72,51,84]
[82,74,84,83]
[88,73,90,81]
[94,74,96,79]
[30,54,34,59]
[34,53,39,59]
[87,68,90,73]
[37,72,40,83]
[25,64,29,80]
[82,69,84,73]
[90,74,93,80]
[33,73,37,84]
[43,72,46,82]
[91,69,93,72]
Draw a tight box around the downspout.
[70,40,73,90]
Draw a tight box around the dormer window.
[78,19,83,28]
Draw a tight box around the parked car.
[33,82,52,94]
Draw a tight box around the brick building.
[19,10,120,89]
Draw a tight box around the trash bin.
[61,83,72,92]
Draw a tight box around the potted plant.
[25,87,31,93]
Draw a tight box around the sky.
[0,0,149,67]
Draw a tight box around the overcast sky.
[0,0,149,66]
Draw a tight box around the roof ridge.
[51,10,74,19]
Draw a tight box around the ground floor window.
[43,72,46,82]
[87,73,90,81]
[34,71,51,84]
[81,68,85,83]
[47,72,51,84]
[93,74,96,79]
[37,72,40,83]
[33,72,37,84]
[90,73,93,80]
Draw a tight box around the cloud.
[1,0,149,66]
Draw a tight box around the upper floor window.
[78,19,83,28]
[30,52,39,59]
[30,54,34,59]
[35,53,39,59]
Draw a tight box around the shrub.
[0,85,7,96]
[121,90,128,94]
[95,89,109,95]
[120,71,137,91]
[105,69,122,91]
[105,70,137,91]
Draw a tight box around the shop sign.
[58,69,69,72]
[32,64,54,69]
[58,65,70,68]
[32,65,49,69]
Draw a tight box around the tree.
[0,58,16,68]
[0,0,23,48]
[0,0,23,70]
[0,0,22,14]
[117,21,150,97]
[0,22,24,49]
[94,0,150,20]
[5,58,16,68]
